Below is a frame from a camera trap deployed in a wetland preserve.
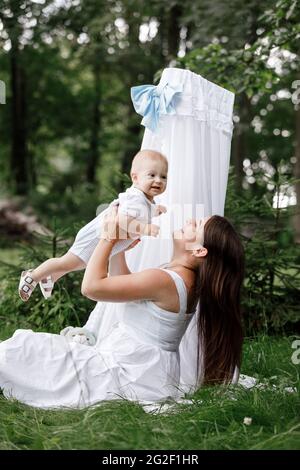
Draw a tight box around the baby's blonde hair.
[130,149,168,177]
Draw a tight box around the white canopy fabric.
[84,67,238,394]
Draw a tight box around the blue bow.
[131,82,183,132]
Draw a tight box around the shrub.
[0,221,94,336]
[225,170,300,334]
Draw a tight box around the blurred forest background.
[0,0,299,336]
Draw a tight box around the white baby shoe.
[60,326,96,346]
[39,275,54,299]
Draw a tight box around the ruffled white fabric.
[157,68,235,136]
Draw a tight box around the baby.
[19,149,168,302]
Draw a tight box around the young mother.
[0,207,244,409]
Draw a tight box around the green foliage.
[261,0,300,51]
[177,0,300,97]
[225,170,300,334]
[175,42,278,97]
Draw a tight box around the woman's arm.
[109,239,140,276]
[82,264,170,303]
[81,239,170,302]
[81,206,169,303]
[109,251,131,276]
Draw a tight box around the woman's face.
[173,217,210,251]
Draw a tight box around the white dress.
[0,269,195,409]
[68,185,159,264]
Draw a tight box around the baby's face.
[132,158,168,197]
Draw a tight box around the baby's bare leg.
[31,253,86,283]
[51,256,86,283]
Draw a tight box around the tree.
[0,0,53,195]
[178,0,299,241]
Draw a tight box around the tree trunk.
[86,61,101,185]
[232,128,245,193]
[231,92,253,193]
[10,44,28,195]
[230,4,259,194]
[167,5,182,61]
[120,120,141,178]
[293,100,300,244]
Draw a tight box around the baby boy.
[18,149,168,302]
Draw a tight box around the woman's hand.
[124,238,141,251]
[101,205,127,243]
[102,206,145,244]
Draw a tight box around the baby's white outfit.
[69,185,160,263]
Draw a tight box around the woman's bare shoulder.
[134,268,175,286]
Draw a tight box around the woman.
[0,206,244,409]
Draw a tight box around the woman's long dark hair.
[196,215,245,386]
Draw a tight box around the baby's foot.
[39,275,54,299]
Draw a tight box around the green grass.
[0,335,299,450]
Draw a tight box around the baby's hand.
[143,223,160,237]
[156,204,167,216]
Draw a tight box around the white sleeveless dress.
[0,269,195,409]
